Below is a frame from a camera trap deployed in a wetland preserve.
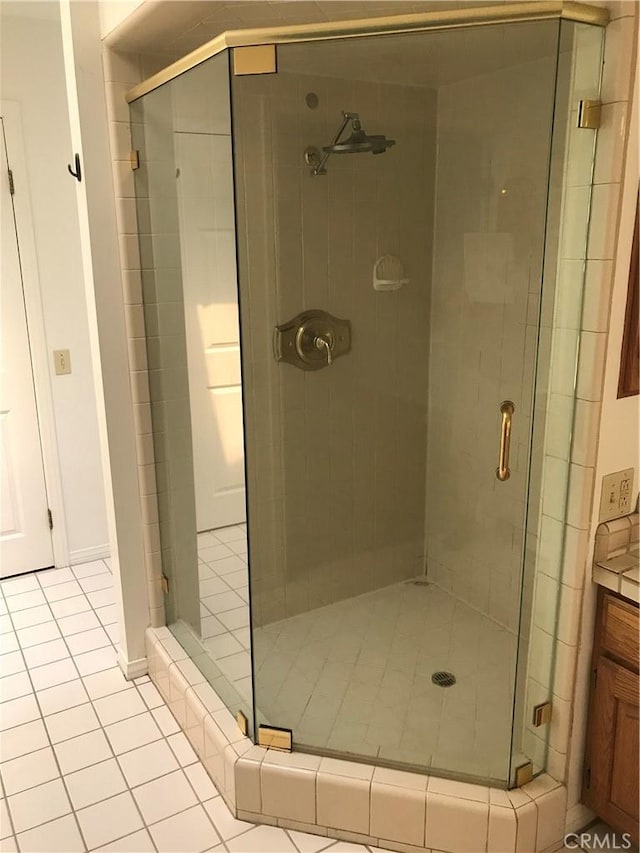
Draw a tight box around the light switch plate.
[53,349,71,375]
[599,468,634,522]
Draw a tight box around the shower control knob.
[274,309,351,371]
[314,334,333,365]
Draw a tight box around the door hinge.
[577,99,601,129]
[7,168,14,195]
[584,766,591,789]
[129,150,140,171]
[236,711,248,736]
[532,701,553,727]
[161,574,169,594]
[47,509,53,530]
[257,725,293,752]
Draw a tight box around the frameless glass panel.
[231,19,568,784]
[511,19,604,786]
[130,53,253,731]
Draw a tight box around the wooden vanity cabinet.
[583,589,639,845]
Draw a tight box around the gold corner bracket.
[515,761,534,787]
[233,45,277,76]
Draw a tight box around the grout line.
[0,774,17,842]
[3,562,249,851]
[4,559,389,853]
[1,590,89,852]
[39,575,155,851]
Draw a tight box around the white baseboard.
[68,544,111,566]
[117,648,148,680]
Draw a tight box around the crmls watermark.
[564,832,634,850]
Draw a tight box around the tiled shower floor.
[0,560,393,853]
[253,582,518,782]
[195,528,518,782]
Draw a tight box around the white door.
[0,118,54,577]
[175,131,246,533]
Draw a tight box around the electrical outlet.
[53,349,71,375]
[599,468,635,522]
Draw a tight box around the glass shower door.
[231,21,569,784]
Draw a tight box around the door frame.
[1,100,69,568]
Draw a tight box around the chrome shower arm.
[312,110,359,176]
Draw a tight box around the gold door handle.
[496,401,515,482]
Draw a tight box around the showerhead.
[307,110,396,175]
[322,117,396,156]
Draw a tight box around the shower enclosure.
[129,2,606,789]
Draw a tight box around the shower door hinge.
[515,761,534,787]
[233,45,277,76]
[129,150,140,170]
[7,168,15,195]
[161,574,169,594]
[47,509,53,530]
[577,100,601,129]
[257,724,292,752]
[532,701,552,727]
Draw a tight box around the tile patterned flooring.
[165,527,253,717]
[0,559,392,853]
[193,527,517,781]
[253,581,517,782]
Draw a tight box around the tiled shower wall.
[129,77,200,637]
[103,49,167,630]
[425,47,560,633]
[232,71,437,626]
[550,8,638,802]
[521,21,605,778]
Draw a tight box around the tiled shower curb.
[147,626,568,853]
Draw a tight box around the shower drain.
[431,671,456,687]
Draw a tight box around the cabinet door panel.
[610,699,639,819]
[587,655,639,844]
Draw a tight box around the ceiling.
[0,1,61,21]
[107,0,562,92]
[105,0,512,56]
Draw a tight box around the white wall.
[0,2,109,563]
[589,67,640,535]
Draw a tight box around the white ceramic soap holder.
[373,254,408,291]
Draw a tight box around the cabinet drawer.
[601,593,639,670]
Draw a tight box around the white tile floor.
[0,560,393,853]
